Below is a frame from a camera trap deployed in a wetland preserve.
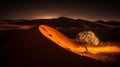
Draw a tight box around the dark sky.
[0,0,120,21]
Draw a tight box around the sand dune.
[0,23,34,30]
[0,17,120,67]
[0,26,119,67]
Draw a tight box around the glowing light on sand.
[74,45,120,54]
[39,25,120,62]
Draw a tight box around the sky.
[0,0,120,21]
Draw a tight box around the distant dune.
[0,23,34,30]
[1,17,119,41]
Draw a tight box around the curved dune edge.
[39,25,120,62]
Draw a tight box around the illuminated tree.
[75,31,99,52]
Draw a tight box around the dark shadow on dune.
[0,27,119,67]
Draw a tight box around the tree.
[75,31,99,52]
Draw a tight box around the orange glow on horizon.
[35,16,58,19]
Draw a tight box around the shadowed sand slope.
[0,27,119,67]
